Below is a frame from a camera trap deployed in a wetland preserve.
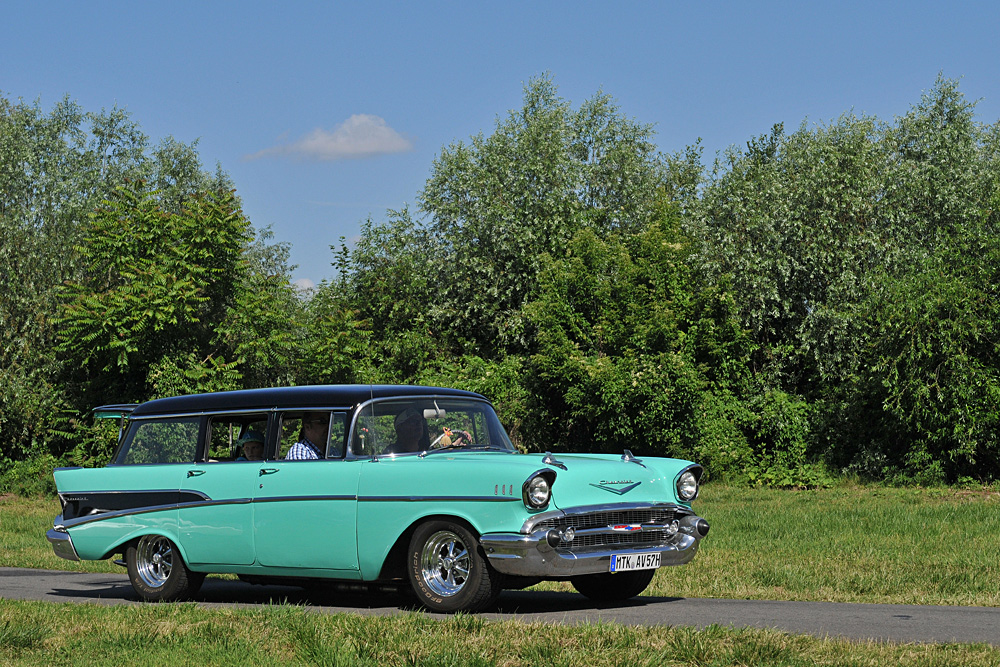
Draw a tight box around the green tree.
[0,96,148,462]
[418,75,667,355]
[58,182,250,402]
[695,76,1000,481]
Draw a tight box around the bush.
[0,454,61,497]
[695,389,831,488]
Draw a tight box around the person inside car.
[237,431,266,461]
[285,413,329,460]
[389,407,430,454]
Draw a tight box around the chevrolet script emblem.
[590,480,641,495]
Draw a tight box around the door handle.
[259,468,279,476]
[187,470,205,478]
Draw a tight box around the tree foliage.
[5,76,999,490]
[694,75,1000,482]
[0,93,295,477]
[58,183,249,398]
[417,74,667,354]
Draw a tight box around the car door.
[178,461,260,565]
[252,412,361,573]
[177,414,270,565]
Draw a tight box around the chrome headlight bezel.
[522,469,557,510]
[675,465,703,502]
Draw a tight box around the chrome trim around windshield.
[345,395,509,460]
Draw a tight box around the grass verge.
[2,598,999,666]
[5,483,1000,605]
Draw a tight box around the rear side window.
[207,414,269,461]
[117,418,200,465]
[277,412,347,459]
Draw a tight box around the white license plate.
[609,552,660,572]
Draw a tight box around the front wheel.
[407,520,500,612]
[126,535,204,601]
[571,568,656,601]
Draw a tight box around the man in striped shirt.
[285,413,329,460]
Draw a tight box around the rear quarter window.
[118,418,200,465]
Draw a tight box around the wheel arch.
[376,514,481,581]
[94,527,191,564]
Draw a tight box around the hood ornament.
[542,451,567,470]
[621,449,646,468]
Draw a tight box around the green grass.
[535,483,1000,606]
[6,483,1000,605]
[1,598,999,666]
[0,495,117,573]
[5,485,1000,663]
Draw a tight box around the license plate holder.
[609,551,660,572]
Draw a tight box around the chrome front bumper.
[47,524,80,562]
[480,508,709,578]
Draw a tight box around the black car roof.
[128,385,487,417]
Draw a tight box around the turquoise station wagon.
[48,385,710,612]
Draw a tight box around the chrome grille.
[533,508,680,532]
[532,506,687,553]
[564,530,667,551]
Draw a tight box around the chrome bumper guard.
[480,510,709,578]
[47,523,80,562]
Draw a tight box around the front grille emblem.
[590,481,641,495]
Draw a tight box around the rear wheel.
[571,568,656,601]
[407,520,501,612]
[126,535,205,601]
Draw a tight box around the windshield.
[351,398,515,457]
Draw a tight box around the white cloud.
[247,114,413,161]
[293,278,316,291]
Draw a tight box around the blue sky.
[4,2,999,287]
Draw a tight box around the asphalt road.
[2,567,999,646]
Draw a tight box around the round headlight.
[676,470,699,501]
[525,475,551,508]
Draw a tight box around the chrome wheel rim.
[420,530,470,597]
[135,535,173,589]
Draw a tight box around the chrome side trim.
[59,492,523,529]
[358,495,521,503]
[60,488,203,499]
[253,495,356,503]
[58,494,368,528]
[58,498,226,529]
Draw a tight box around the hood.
[428,450,697,509]
[530,452,696,509]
